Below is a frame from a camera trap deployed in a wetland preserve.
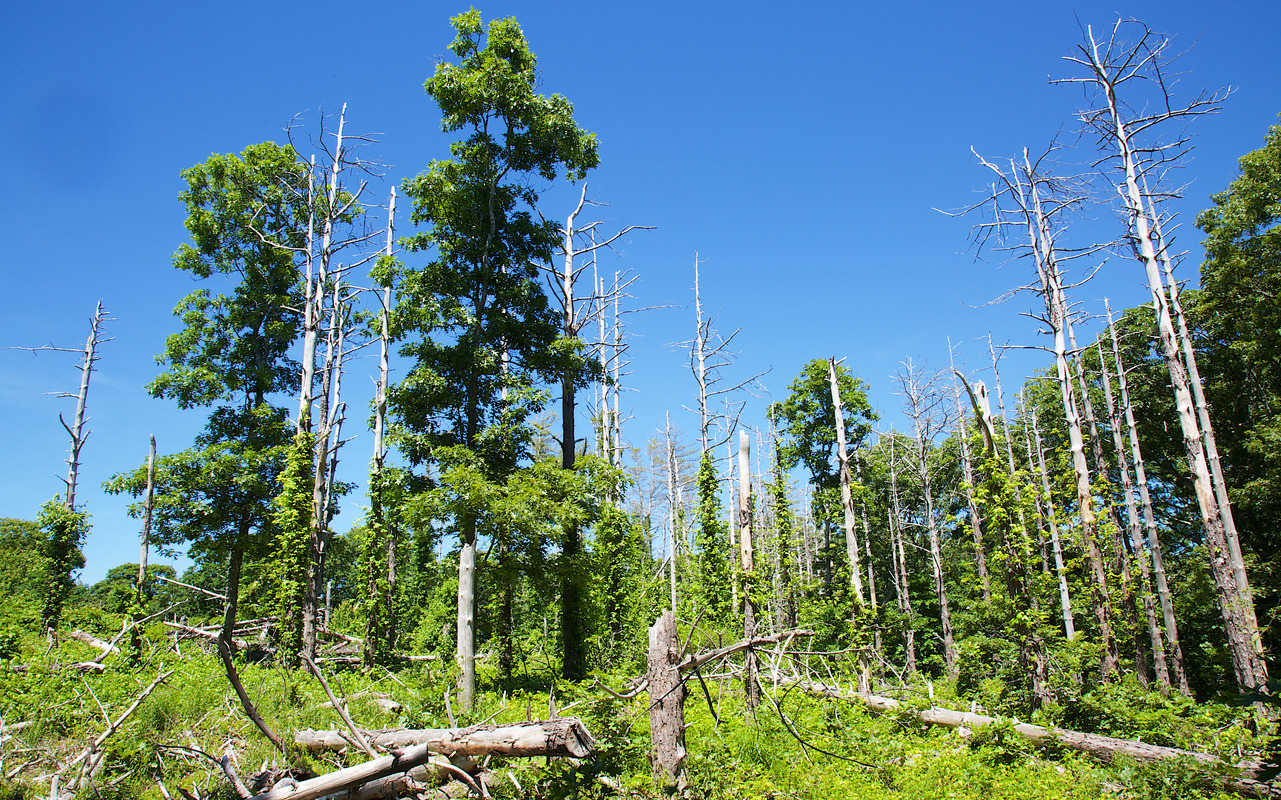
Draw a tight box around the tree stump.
[647,610,687,792]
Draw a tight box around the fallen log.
[677,628,814,674]
[799,682,1280,799]
[165,621,249,651]
[295,717,596,759]
[70,629,118,657]
[261,720,593,800]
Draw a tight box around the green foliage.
[273,428,315,659]
[37,499,89,631]
[772,359,877,496]
[0,518,46,634]
[591,503,653,670]
[1196,116,1281,661]
[693,451,732,625]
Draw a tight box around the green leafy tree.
[771,359,877,588]
[0,519,45,634]
[87,564,179,616]
[390,9,598,706]
[107,142,308,647]
[693,452,732,625]
[36,501,88,631]
[1196,119,1281,662]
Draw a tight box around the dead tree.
[681,252,769,454]
[968,148,1117,677]
[885,431,918,676]
[830,357,872,690]
[542,187,649,679]
[647,610,687,792]
[1067,316,1143,683]
[948,341,991,602]
[736,430,761,708]
[895,360,957,677]
[1096,336,1170,691]
[1059,19,1265,689]
[15,302,113,512]
[1106,300,1190,694]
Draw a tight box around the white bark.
[1069,23,1265,689]
[1097,338,1170,690]
[737,430,759,708]
[1106,301,1190,694]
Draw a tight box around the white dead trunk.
[896,362,955,677]
[738,430,759,708]
[1030,405,1076,639]
[61,302,110,511]
[1070,24,1265,689]
[830,358,871,691]
[1097,338,1170,690]
[1106,301,1190,694]
[139,435,156,588]
[949,345,991,602]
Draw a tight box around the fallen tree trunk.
[799,682,1279,798]
[264,719,592,800]
[294,717,597,759]
[677,628,814,675]
[70,629,118,657]
[165,621,249,650]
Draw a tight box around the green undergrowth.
[0,627,1265,800]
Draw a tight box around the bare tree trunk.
[1097,338,1170,691]
[830,358,872,691]
[949,345,991,602]
[1107,302,1190,694]
[1030,171,1117,678]
[665,412,678,612]
[1158,229,1262,668]
[1068,320,1142,682]
[887,434,917,676]
[1030,406,1076,639]
[62,302,109,511]
[647,611,687,792]
[138,435,156,588]
[897,363,955,677]
[972,152,1116,670]
[1073,28,1265,689]
[728,432,738,612]
[737,431,760,709]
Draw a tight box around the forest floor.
[0,618,1272,800]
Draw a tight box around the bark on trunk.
[1107,302,1191,695]
[801,682,1279,799]
[257,720,595,800]
[294,718,597,758]
[646,610,687,792]
[737,430,760,709]
[1085,32,1266,687]
[829,358,872,690]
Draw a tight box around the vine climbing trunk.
[829,358,871,691]
[737,431,759,710]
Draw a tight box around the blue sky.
[1,1,1278,583]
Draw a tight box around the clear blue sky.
[1,1,1277,583]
